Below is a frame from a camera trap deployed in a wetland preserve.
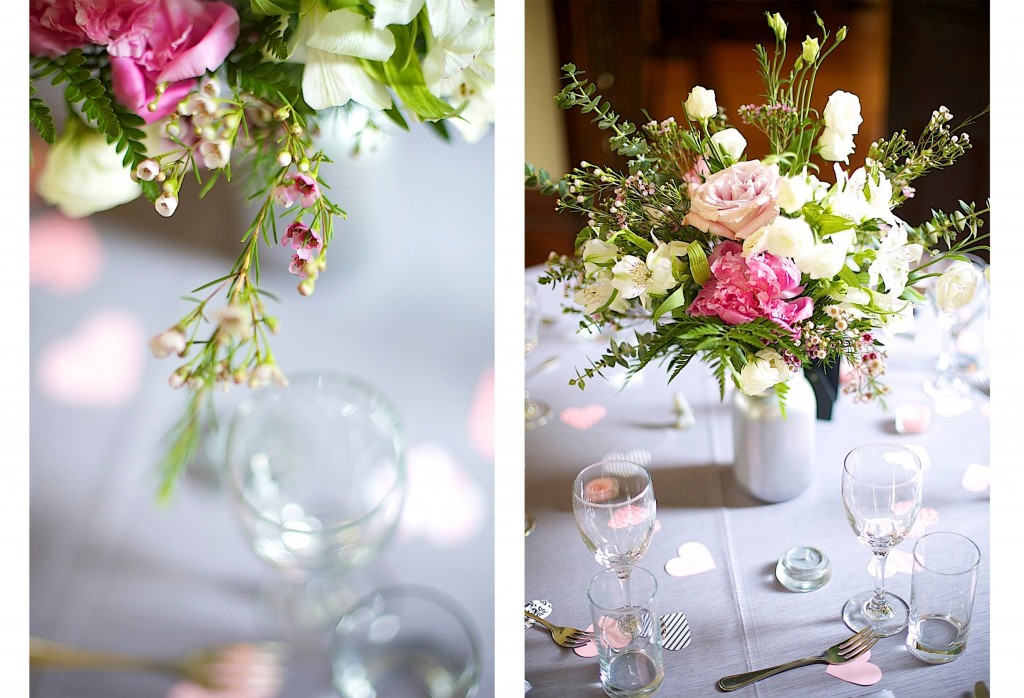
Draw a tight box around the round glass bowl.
[776,545,832,592]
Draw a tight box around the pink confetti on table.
[908,507,940,538]
[30,213,103,294]
[825,649,881,686]
[37,309,145,407]
[608,505,649,529]
[665,542,717,577]
[894,402,932,434]
[867,548,914,578]
[559,404,607,430]
[396,442,486,547]
[573,625,599,658]
[466,365,494,460]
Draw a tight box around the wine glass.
[922,255,989,408]
[226,372,406,639]
[573,460,657,579]
[524,284,553,429]
[841,443,923,637]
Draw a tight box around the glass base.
[525,398,553,429]
[843,590,909,637]
[922,375,973,416]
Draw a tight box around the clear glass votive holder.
[331,585,482,697]
[776,545,831,592]
[587,567,664,698]
[906,532,981,664]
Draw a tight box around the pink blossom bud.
[277,151,292,167]
[169,367,189,388]
[155,194,178,217]
[136,159,160,181]
[149,327,187,358]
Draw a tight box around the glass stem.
[866,550,891,617]
[616,568,633,608]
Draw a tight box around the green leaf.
[686,241,711,286]
[29,94,56,144]
[382,103,410,131]
[614,230,653,253]
[384,25,459,121]
[248,0,300,15]
[652,286,688,324]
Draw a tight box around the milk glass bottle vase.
[731,371,817,502]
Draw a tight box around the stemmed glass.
[226,372,406,639]
[922,255,989,406]
[841,443,923,637]
[573,460,657,597]
[524,284,553,429]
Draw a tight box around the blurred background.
[524,0,990,266]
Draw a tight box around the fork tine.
[837,626,874,652]
[839,630,879,659]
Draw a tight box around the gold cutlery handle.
[30,638,180,677]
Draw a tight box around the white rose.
[760,216,813,259]
[823,90,863,136]
[794,230,854,279]
[935,261,980,313]
[684,86,717,121]
[817,127,855,164]
[777,174,813,214]
[37,120,141,218]
[738,349,792,396]
[708,128,747,162]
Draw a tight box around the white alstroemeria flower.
[445,68,495,143]
[373,0,493,42]
[421,14,494,142]
[794,230,854,279]
[867,224,923,296]
[37,119,141,218]
[707,128,747,162]
[836,286,871,319]
[611,243,677,309]
[738,349,792,396]
[873,290,915,334]
[580,238,620,273]
[575,270,627,315]
[828,165,896,225]
[291,6,395,111]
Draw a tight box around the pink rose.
[684,160,780,241]
[108,0,239,123]
[30,0,90,57]
[688,241,813,334]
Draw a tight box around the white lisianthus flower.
[708,128,747,162]
[611,243,677,310]
[823,90,863,136]
[575,270,627,314]
[741,226,768,257]
[777,173,813,214]
[37,119,141,218]
[580,238,619,273]
[794,230,854,279]
[758,216,814,259]
[738,349,792,396]
[290,5,396,111]
[684,86,717,121]
[935,261,980,313]
[867,224,923,296]
[817,127,855,164]
[372,0,493,43]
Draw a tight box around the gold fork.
[30,637,288,696]
[524,611,594,648]
[717,627,880,691]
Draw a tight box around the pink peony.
[107,0,239,123]
[281,220,322,261]
[688,241,813,334]
[30,0,90,57]
[684,160,780,241]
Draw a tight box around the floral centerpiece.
[526,11,987,407]
[30,0,494,498]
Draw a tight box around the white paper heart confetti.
[601,449,652,467]
[665,542,716,577]
[524,600,552,628]
[961,463,990,492]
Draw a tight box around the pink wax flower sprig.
[530,9,988,406]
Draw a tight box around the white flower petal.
[371,0,425,29]
[301,48,354,110]
[425,0,492,43]
[307,9,396,61]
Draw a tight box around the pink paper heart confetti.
[573,624,598,658]
[397,443,486,547]
[908,507,940,538]
[961,463,990,492]
[30,212,103,294]
[825,649,882,686]
[608,505,650,530]
[867,548,914,578]
[665,542,716,577]
[559,404,607,430]
[37,309,145,407]
[466,365,494,460]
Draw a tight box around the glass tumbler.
[331,585,482,698]
[587,566,664,698]
[906,531,981,664]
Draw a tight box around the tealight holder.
[776,545,831,592]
